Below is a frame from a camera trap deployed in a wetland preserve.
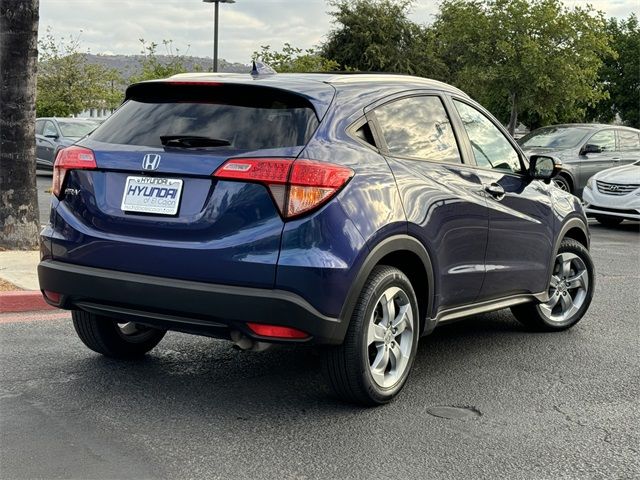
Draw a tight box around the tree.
[131,39,202,82]
[37,29,125,117]
[432,0,613,134]
[322,0,447,78]
[588,14,639,127]
[252,43,339,72]
[0,0,40,249]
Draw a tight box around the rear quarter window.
[90,84,319,150]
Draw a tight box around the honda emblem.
[142,154,161,171]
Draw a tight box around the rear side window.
[90,84,319,150]
[374,96,461,163]
[35,120,44,135]
[618,130,640,151]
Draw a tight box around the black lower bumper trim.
[37,260,343,344]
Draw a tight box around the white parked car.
[582,160,640,226]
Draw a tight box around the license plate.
[121,176,183,215]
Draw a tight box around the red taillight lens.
[246,323,309,339]
[52,146,97,198]
[213,158,354,218]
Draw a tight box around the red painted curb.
[0,291,56,313]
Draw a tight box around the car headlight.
[586,176,595,190]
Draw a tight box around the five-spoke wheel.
[538,252,589,323]
[367,286,414,388]
[324,265,419,405]
[512,238,595,331]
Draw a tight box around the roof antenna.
[251,60,277,76]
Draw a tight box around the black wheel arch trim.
[548,216,590,279]
[338,234,435,338]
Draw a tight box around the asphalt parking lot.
[2,181,639,479]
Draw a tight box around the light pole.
[203,0,235,72]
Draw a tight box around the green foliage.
[431,0,614,132]
[322,0,447,78]
[130,39,202,82]
[36,29,125,117]
[252,43,339,72]
[588,14,639,128]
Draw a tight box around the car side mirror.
[581,143,602,155]
[529,155,559,183]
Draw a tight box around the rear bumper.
[37,260,343,344]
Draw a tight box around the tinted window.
[90,86,318,150]
[35,120,44,135]
[374,96,461,163]
[43,121,57,137]
[618,130,640,151]
[353,123,376,148]
[587,130,615,152]
[519,126,590,149]
[454,100,521,173]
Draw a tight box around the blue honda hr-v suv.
[38,73,595,405]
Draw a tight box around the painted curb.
[0,291,56,313]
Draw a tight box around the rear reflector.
[213,158,353,218]
[52,146,97,198]
[246,323,309,339]
[43,290,61,303]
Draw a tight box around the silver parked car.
[35,117,103,170]
[518,124,640,195]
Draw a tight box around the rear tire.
[324,266,420,406]
[511,239,594,331]
[595,215,623,227]
[72,310,166,358]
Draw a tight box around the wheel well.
[377,250,429,332]
[563,227,588,248]
[556,172,574,191]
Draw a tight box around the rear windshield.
[89,84,319,150]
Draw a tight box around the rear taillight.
[52,146,97,198]
[213,158,354,218]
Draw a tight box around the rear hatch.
[51,81,329,288]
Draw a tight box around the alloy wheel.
[538,252,589,322]
[367,286,414,388]
[553,178,569,191]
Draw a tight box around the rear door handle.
[484,183,505,200]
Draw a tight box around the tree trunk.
[0,0,40,249]
[507,91,518,137]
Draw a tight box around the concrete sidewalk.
[0,250,52,312]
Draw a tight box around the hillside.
[84,53,250,79]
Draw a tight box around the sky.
[39,0,639,64]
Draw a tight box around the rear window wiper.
[160,135,231,148]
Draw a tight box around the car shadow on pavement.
[54,309,550,418]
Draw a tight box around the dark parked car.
[38,74,595,405]
[518,124,640,195]
[35,117,102,170]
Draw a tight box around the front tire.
[511,239,595,331]
[324,266,420,406]
[552,175,572,193]
[72,310,166,358]
[595,215,623,227]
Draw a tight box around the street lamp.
[203,0,236,73]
